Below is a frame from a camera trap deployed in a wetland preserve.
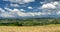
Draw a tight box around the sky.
[0,0,60,18]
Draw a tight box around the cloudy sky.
[0,0,60,18]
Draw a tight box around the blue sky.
[0,0,60,18]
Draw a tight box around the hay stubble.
[0,26,60,32]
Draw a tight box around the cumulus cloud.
[52,2,59,5]
[41,1,59,9]
[3,0,35,4]
[28,6,33,9]
[0,13,15,18]
[1,0,60,18]
[4,7,12,12]
[41,3,56,9]
[40,0,60,4]
[20,9,25,12]
[0,8,14,18]
[0,8,5,12]
[56,11,60,15]
[10,4,20,7]
[40,0,60,16]
[4,0,35,8]
[10,9,44,17]
[0,7,48,18]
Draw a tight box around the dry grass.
[0,25,60,32]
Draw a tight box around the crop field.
[0,25,60,32]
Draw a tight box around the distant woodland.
[0,18,60,26]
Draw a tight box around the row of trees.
[0,18,60,26]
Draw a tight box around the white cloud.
[7,8,43,17]
[0,8,5,12]
[56,11,60,15]
[0,8,15,18]
[5,7,25,12]
[0,13,15,18]
[0,7,49,18]
[52,2,59,5]
[5,7,13,12]
[4,0,35,4]
[40,1,59,9]
[1,0,60,18]
[28,6,33,9]
[41,3,56,9]
[20,9,25,12]
[23,0,35,3]
[10,4,20,7]
[40,0,60,4]
[40,0,60,16]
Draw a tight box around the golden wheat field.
[0,25,60,32]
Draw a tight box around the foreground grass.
[0,24,60,32]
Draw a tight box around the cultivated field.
[0,25,60,32]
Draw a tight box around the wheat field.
[0,25,60,32]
